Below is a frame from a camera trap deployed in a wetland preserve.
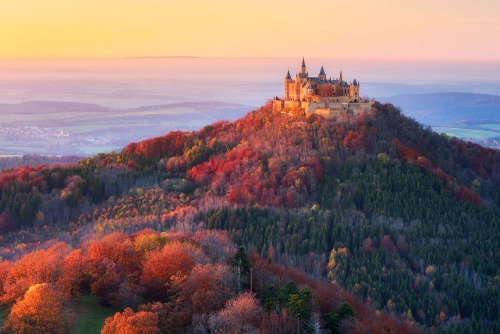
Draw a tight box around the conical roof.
[301,57,306,67]
[319,65,325,76]
[286,70,292,80]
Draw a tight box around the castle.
[272,58,373,118]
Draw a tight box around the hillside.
[0,101,499,333]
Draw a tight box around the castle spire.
[319,65,326,76]
[301,57,306,74]
[302,57,306,67]
[286,69,292,80]
[339,70,343,82]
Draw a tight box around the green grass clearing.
[76,295,116,334]
[0,308,8,327]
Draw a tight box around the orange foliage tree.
[4,283,76,334]
[101,307,159,334]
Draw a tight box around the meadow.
[432,126,499,140]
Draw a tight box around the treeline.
[0,155,82,170]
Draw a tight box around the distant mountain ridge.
[0,100,255,155]
[0,100,254,116]
[0,101,112,114]
[380,92,500,125]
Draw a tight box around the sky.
[0,0,499,61]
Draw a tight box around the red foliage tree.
[102,307,159,334]
[361,237,373,255]
[455,185,482,207]
[90,258,122,306]
[124,131,186,158]
[126,160,138,170]
[380,235,396,253]
[141,242,194,300]
[176,263,234,324]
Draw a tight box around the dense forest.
[0,229,418,333]
[0,100,498,333]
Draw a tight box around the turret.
[339,70,343,82]
[318,65,326,82]
[301,57,306,74]
[284,69,293,99]
[350,79,360,99]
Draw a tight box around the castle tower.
[350,79,360,100]
[339,70,343,82]
[318,65,326,82]
[301,57,306,74]
[284,70,292,100]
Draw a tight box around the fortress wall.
[303,102,326,114]
[314,108,331,118]
[325,102,347,110]
[348,102,372,115]
[272,99,284,112]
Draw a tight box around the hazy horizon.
[0,56,499,156]
[1,57,499,108]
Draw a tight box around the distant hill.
[380,92,500,125]
[0,101,112,114]
[0,100,255,155]
[126,101,254,120]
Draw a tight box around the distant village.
[0,126,69,139]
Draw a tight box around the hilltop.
[0,101,499,333]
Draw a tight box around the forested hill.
[0,100,499,333]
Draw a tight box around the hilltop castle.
[273,58,372,118]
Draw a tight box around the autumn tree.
[213,293,263,333]
[379,234,395,253]
[101,308,159,334]
[176,263,235,325]
[4,283,76,334]
[141,242,194,301]
[361,237,373,255]
[139,302,183,334]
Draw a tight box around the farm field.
[432,126,499,139]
